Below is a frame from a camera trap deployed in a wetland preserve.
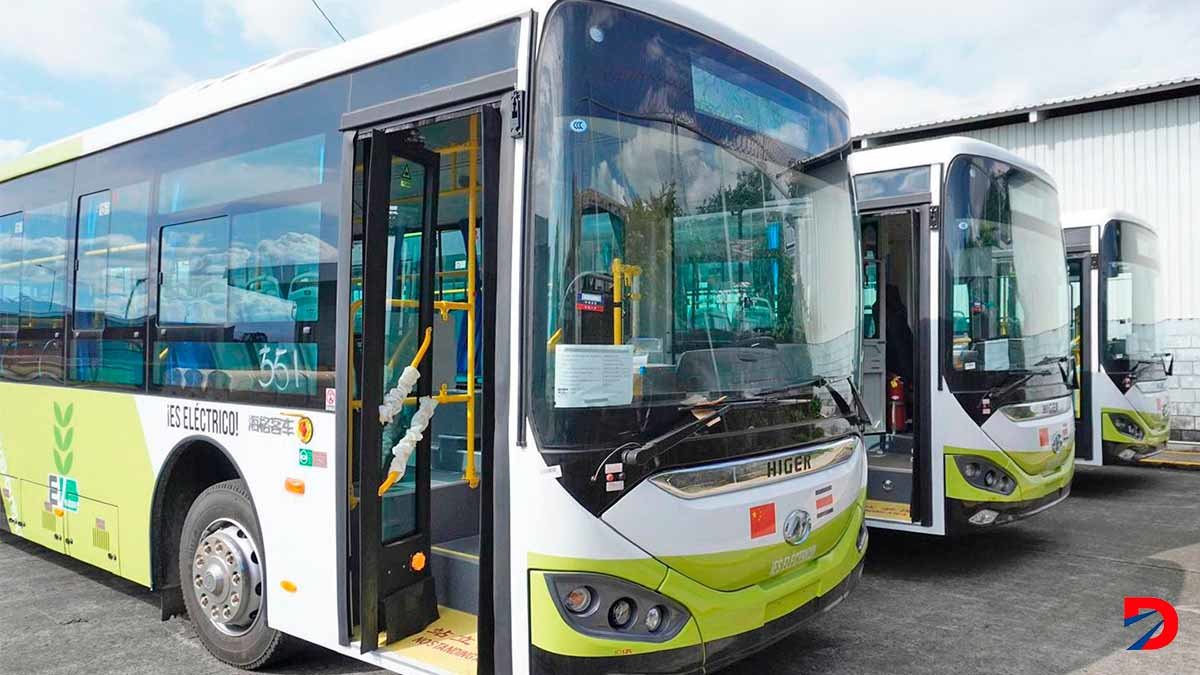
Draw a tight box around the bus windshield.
[1103,220,1164,377]
[944,155,1070,375]
[529,0,857,447]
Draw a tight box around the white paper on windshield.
[983,339,1010,371]
[554,344,634,408]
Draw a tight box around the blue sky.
[3,0,1200,161]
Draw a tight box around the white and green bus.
[0,1,869,673]
[851,137,1076,535]
[1064,210,1171,465]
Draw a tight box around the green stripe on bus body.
[1101,408,1170,445]
[0,137,85,183]
[528,493,867,656]
[944,446,1074,503]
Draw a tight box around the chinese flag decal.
[749,503,776,539]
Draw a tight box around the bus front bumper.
[947,483,1071,530]
[944,447,1074,531]
[530,499,868,674]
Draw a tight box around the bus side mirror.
[1164,352,1175,377]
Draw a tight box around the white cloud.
[0,139,30,162]
[201,0,447,52]
[0,0,177,83]
[681,0,1200,133]
[203,0,336,53]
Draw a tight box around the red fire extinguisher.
[888,374,906,432]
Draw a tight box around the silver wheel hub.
[191,519,263,637]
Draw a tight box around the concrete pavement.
[1,464,1196,674]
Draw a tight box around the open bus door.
[859,207,929,526]
[355,127,443,650]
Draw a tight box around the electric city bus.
[0,1,869,673]
[850,137,1075,535]
[1064,210,1171,464]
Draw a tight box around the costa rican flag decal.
[815,485,835,520]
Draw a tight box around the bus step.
[434,434,483,475]
[431,535,480,615]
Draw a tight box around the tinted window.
[71,185,150,386]
[0,212,20,332]
[158,135,326,215]
[1102,220,1164,376]
[943,155,1069,378]
[529,0,857,455]
[20,201,70,329]
[854,166,930,202]
[159,217,230,326]
[75,185,150,329]
[0,161,75,383]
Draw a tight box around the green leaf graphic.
[51,402,76,477]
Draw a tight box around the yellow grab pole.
[612,258,624,345]
[465,116,480,488]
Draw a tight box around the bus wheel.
[179,479,290,669]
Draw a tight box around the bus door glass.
[1067,254,1093,460]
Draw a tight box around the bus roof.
[849,135,1058,192]
[0,0,846,184]
[1063,209,1155,234]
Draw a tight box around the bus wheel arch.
[178,479,291,669]
[150,437,245,619]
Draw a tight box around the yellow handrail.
[463,117,480,489]
[377,327,434,495]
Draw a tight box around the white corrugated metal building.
[854,77,1200,440]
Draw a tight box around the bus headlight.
[1110,413,1145,440]
[644,605,666,633]
[954,456,1016,496]
[545,573,689,642]
[563,586,593,614]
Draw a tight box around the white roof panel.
[1063,209,1155,234]
[850,135,1057,191]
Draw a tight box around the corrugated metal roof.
[857,74,1200,139]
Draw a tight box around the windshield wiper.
[617,402,734,469]
[1130,353,1172,375]
[756,375,873,428]
[987,356,1073,399]
[1034,355,1077,389]
[614,390,819,472]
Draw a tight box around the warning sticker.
[379,606,478,674]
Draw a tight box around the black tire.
[178,479,292,669]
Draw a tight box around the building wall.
[888,95,1200,439]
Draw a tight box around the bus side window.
[0,212,21,335]
[71,185,150,387]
